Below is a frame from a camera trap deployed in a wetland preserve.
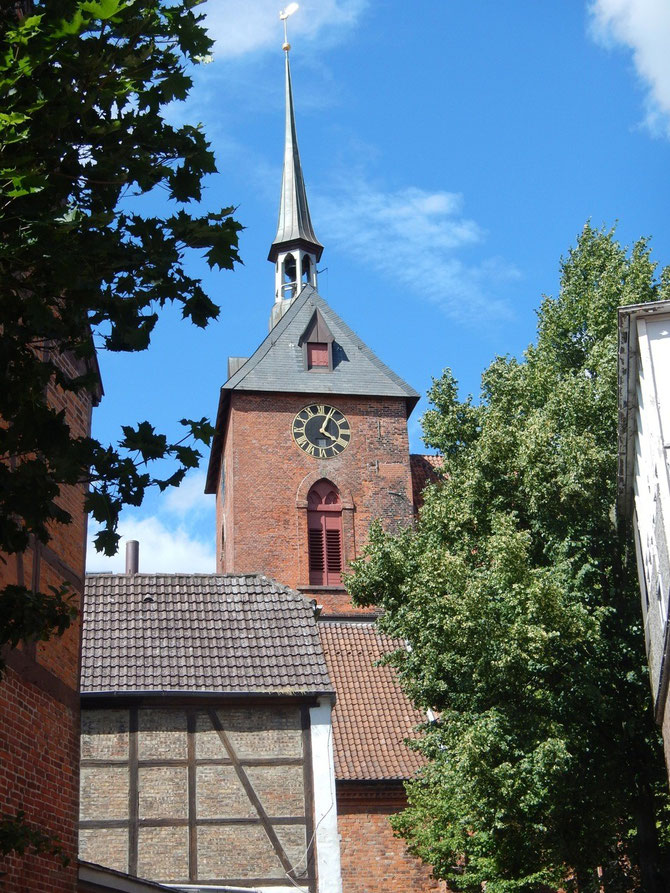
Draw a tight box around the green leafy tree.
[348,225,670,891]
[0,0,241,655]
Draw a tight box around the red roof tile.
[319,621,426,781]
[410,454,444,510]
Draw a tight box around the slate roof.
[82,573,333,697]
[206,286,419,491]
[223,286,418,402]
[79,860,178,893]
[269,53,322,260]
[318,621,426,781]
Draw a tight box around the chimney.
[125,540,139,575]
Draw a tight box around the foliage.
[348,225,670,891]
[0,811,69,866]
[0,1,241,653]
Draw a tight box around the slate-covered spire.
[269,28,322,327]
[269,51,323,262]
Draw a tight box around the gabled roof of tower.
[82,573,333,698]
[269,53,323,262]
[205,286,420,492]
[225,286,418,401]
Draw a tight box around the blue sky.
[87,0,670,572]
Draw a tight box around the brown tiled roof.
[82,573,333,697]
[319,621,426,781]
[410,454,443,510]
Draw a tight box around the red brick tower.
[205,33,446,893]
[205,31,419,618]
[205,287,419,616]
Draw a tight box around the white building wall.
[309,698,343,893]
[631,315,670,707]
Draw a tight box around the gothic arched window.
[307,480,342,586]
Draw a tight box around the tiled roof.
[410,453,444,510]
[82,574,333,697]
[319,621,426,781]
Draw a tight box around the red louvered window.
[307,480,343,585]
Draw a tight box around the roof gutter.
[81,689,336,703]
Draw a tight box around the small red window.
[307,342,329,368]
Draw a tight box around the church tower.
[204,16,445,893]
[205,29,419,615]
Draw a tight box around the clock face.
[292,403,351,459]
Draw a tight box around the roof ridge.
[223,284,315,391]
[221,285,418,400]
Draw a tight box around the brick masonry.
[0,351,94,893]
[216,391,414,614]
[337,783,448,893]
[212,381,445,891]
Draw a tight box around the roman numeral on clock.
[292,404,351,459]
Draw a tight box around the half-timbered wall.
[79,705,316,891]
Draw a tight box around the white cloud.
[87,515,215,574]
[163,470,211,516]
[315,180,518,320]
[203,0,368,59]
[86,471,215,574]
[589,0,670,136]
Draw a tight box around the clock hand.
[319,408,335,438]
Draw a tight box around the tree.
[0,0,241,657]
[348,225,670,892]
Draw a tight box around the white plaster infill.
[310,696,343,893]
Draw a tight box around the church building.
[79,28,444,893]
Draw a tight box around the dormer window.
[307,342,329,368]
[300,309,335,372]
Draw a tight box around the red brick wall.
[0,666,80,893]
[216,392,414,614]
[0,352,94,892]
[337,782,447,893]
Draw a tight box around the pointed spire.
[268,48,323,264]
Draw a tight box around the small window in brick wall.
[307,480,342,586]
[307,342,329,369]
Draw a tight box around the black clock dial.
[292,403,351,459]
